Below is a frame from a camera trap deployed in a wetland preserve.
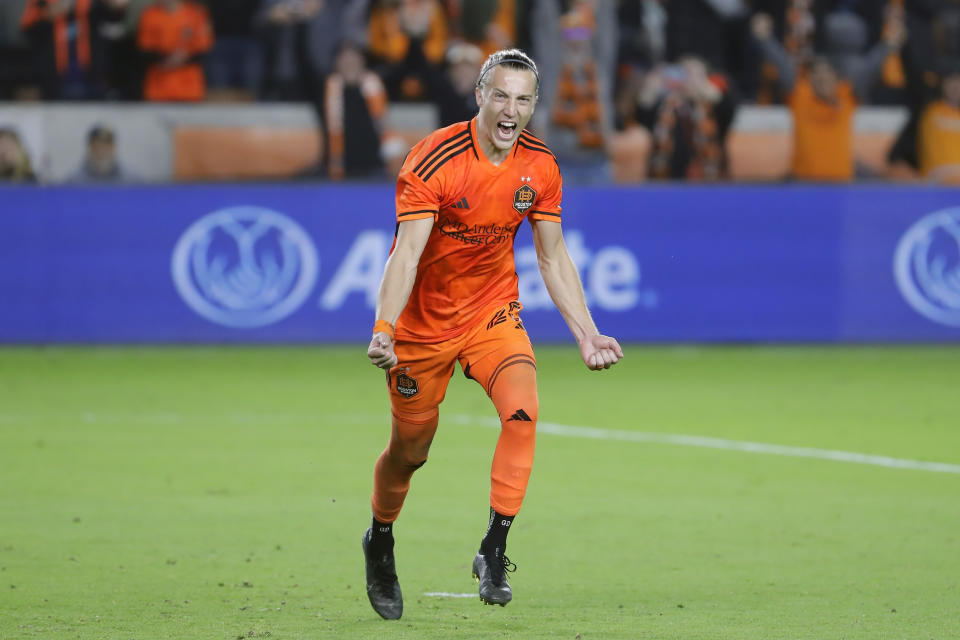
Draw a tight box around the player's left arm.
[531,219,624,371]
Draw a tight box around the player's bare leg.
[364,410,439,619]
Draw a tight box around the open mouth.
[496,121,517,141]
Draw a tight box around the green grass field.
[1,345,958,639]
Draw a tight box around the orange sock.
[487,362,538,516]
[371,410,439,523]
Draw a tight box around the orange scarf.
[551,61,604,148]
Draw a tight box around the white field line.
[423,592,477,598]
[8,410,957,475]
[451,415,960,475]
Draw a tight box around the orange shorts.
[386,300,535,419]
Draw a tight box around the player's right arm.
[366,217,433,369]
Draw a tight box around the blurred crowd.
[1,0,959,184]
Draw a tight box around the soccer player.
[363,48,623,620]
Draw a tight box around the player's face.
[475,66,537,156]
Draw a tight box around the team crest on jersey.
[513,184,536,215]
[395,371,419,398]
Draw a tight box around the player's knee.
[385,440,430,469]
[386,429,431,467]
[399,452,429,471]
[387,409,438,469]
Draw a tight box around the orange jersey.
[394,117,563,342]
[788,77,857,181]
[138,1,213,101]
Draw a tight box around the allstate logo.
[171,206,319,328]
[893,207,960,328]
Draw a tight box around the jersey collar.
[472,116,517,171]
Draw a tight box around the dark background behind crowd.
[1,0,959,183]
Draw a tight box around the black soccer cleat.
[472,548,516,606]
[362,528,403,620]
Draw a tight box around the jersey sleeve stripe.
[398,208,439,217]
[412,126,470,174]
[529,210,561,217]
[420,143,474,182]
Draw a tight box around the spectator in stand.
[618,0,666,69]
[20,0,99,99]
[324,41,390,180]
[385,34,483,127]
[548,8,607,149]
[918,62,960,182]
[258,0,323,101]
[205,0,263,100]
[664,0,753,97]
[810,0,887,55]
[873,0,910,105]
[750,0,898,103]
[613,0,667,130]
[1,2,34,99]
[531,0,617,183]
[93,0,142,100]
[255,0,368,179]
[68,123,137,183]
[447,0,517,57]
[367,0,448,101]
[751,10,906,181]
[137,0,213,101]
[634,56,738,180]
[750,0,816,104]
[434,42,484,126]
[888,3,960,175]
[257,0,368,102]
[0,128,37,183]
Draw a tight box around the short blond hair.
[476,48,540,95]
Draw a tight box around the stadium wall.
[1,184,959,343]
[0,103,906,183]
